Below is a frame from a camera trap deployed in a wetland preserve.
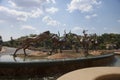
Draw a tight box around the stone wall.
[0,53,115,77]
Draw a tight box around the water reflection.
[13,56,26,62]
[0,54,49,62]
[0,55,23,62]
[0,54,120,67]
[112,55,120,67]
[0,54,120,80]
[0,54,38,62]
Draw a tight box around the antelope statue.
[80,30,98,56]
[13,31,50,57]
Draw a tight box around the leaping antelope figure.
[13,31,50,57]
[49,30,69,54]
[80,30,98,56]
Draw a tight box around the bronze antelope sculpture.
[50,31,81,54]
[50,33,67,54]
[13,31,50,57]
[65,32,81,53]
[79,30,98,56]
[49,30,73,54]
[68,30,98,56]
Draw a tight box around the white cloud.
[46,7,58,14]
[10,25,14,28]
[67,0,101,13]
[85,14,98,19]
[0,6,43,22]
[42,16,60,27]
[0,0,58,23]
[103,27,107,30]
[21,25,36,30]
[0,6,27,22]
[63,24,67,27]
[91,27,96,30]
[0,20,5,23]
[72,26,83,33]
[30,8,43,18]
[47,0,56,4]
[8,0,16,8]
[85,15,91,19]
[117,19,120,23]
[92,14,97,17]
[9,0,56,9]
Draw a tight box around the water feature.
[0,47,120,80]
[0,54,119,79]
[110,55,120,67]
[0,54,50,62]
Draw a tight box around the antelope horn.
[58,31,60,37]
[64,30,66,35]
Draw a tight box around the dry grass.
[47,53,84,59]
[16,49,119,59]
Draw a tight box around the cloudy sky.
[0,0,120,41]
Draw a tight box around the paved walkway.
[57,67,120,80]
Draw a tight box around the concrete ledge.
[0,53,114,66]
[0,53,115,77]
[57,67,120,80]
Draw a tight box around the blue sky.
[0,0,120,41]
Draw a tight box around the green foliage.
[97,33,120,49]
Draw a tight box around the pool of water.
[0,52,120,66]
[111,55,120,67]
[0,53,117,62]
[0,54,50,62]
[0,47,120,80]
[0,54,119,80]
